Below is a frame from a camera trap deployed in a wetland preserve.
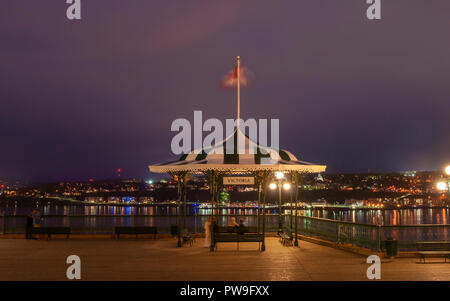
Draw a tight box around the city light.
[269,183,277,190]
[437,181,447,191]
[283,183,291,190]
[147,180,153,184]
[275,171,284,180]
[445,165,450,176]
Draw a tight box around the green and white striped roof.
[149,130,326,174]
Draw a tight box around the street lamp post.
[445,165,450,198]
[270,172,290,234]
[277,181,282,233]
[436,165,450,206]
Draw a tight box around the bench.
[280,233,293,246]
[416,242,450,263]
[212,226,263,251]
[115,226,157,239]
[31,227,71,239]
[278,228,293,246]
[180,229,195,247]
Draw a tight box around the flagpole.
[237,56,240,131]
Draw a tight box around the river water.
[0,199,449,234]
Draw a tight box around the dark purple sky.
[1,1,449,183]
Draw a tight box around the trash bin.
[384,238,398,258]
[170,224,179,237]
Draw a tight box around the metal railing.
[295,216,450,251]
[296,216,381,250]
[1,214,448,251]
[0,214,283,235]
[381,225,450,250]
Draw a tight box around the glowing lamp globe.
[275,172,284,180]
[283,183,291,190]
[437,181,447,191]
[269,183,277,190]
[445,165,450,176]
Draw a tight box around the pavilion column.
[257,180,261,235]
[208,171,221,252]
[174,172,183,248]
[183,173,187,230]
[261,184,267,251]
[214,173,222,219]
[255,172,263,247]
[213,172,217,219]
[260,171,270,251]
[289,185,293,232]
[207,171,216,219]
[211,173,214,218]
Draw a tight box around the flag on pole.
[220,64,253,89]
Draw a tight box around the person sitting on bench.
[25,212,35,240]
[237,218,247,235]
[227,217,239,227]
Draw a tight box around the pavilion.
[149,57,326,250]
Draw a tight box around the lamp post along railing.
[261,186,267,251]
[446,165,450,199]
[436,165,450,202]
[447,178,450,199]
[278,181,282,234]
[293,172,300,247]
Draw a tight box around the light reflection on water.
[0,202,449,226]
[297,207,450,225]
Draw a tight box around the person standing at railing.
[377,213,383,226]
[25,212,35,240]
[32,209,42,228]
